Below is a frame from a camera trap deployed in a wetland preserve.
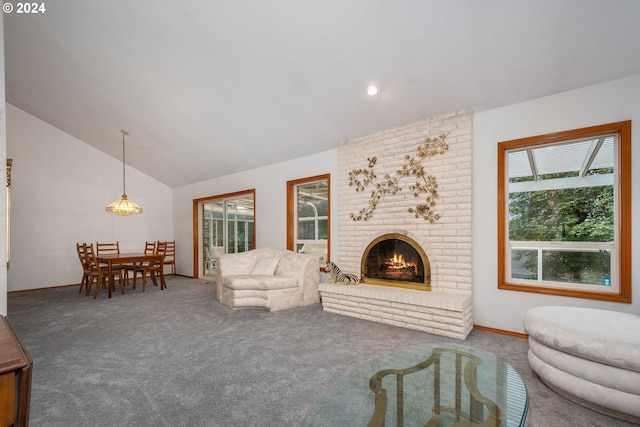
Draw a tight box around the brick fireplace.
[320,109,473,339]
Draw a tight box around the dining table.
[97,252,166,298]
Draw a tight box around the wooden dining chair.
[76,243,91,294]
[95,241,129,291]
[96,241,119,254]
[96,241,127,268]
[85,243,124,298]
[140,254,163,292]
[155,241,169,289]
[96,241,121,263]
[125,241,157,290]
[158,240,176,277]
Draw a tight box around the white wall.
[6,104,174,291]
[172,149,338,277]
[473,74,640,333]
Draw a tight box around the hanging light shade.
[105,130,143,215]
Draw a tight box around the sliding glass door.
[224,199,255,254]
[197,190,255,278]
[202,201,224,277]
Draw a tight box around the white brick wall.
[337,109,473,294]
[326,109,474,338]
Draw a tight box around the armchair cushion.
[251,256,280,275]
[221,274,297,290]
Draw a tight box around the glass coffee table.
[304,343,528,427]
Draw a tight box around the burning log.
[380,254,417,281]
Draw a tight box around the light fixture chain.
[121,130,128,195]
[106,129,142,215]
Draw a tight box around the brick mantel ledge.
[319,283,473,339]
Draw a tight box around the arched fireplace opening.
[360,234,431,291]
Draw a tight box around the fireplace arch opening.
[361,234,431,291]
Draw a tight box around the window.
[498,121,631,302]
[287,174,330,269]
[193,190,255,278]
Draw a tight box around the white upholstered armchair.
[216,247,320,311]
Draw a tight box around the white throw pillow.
[251,257,280,275]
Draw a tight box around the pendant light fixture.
[105,130,143,215]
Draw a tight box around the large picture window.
[498,121,631,302]
[287,174,330,269]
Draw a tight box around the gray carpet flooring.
[7,277,636,427]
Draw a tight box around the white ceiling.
[5,0,640,188]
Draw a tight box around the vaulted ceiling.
[5,1,640,188]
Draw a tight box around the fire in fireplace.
[361,234,430,290]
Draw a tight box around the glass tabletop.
[303,342,528,427]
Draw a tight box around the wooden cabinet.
[0,316,32,427]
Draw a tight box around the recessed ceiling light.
[365,81,380,96]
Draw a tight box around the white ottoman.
[524,306,640,423]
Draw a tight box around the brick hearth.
[320,283,473,339]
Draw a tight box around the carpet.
[7,278,636,426]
